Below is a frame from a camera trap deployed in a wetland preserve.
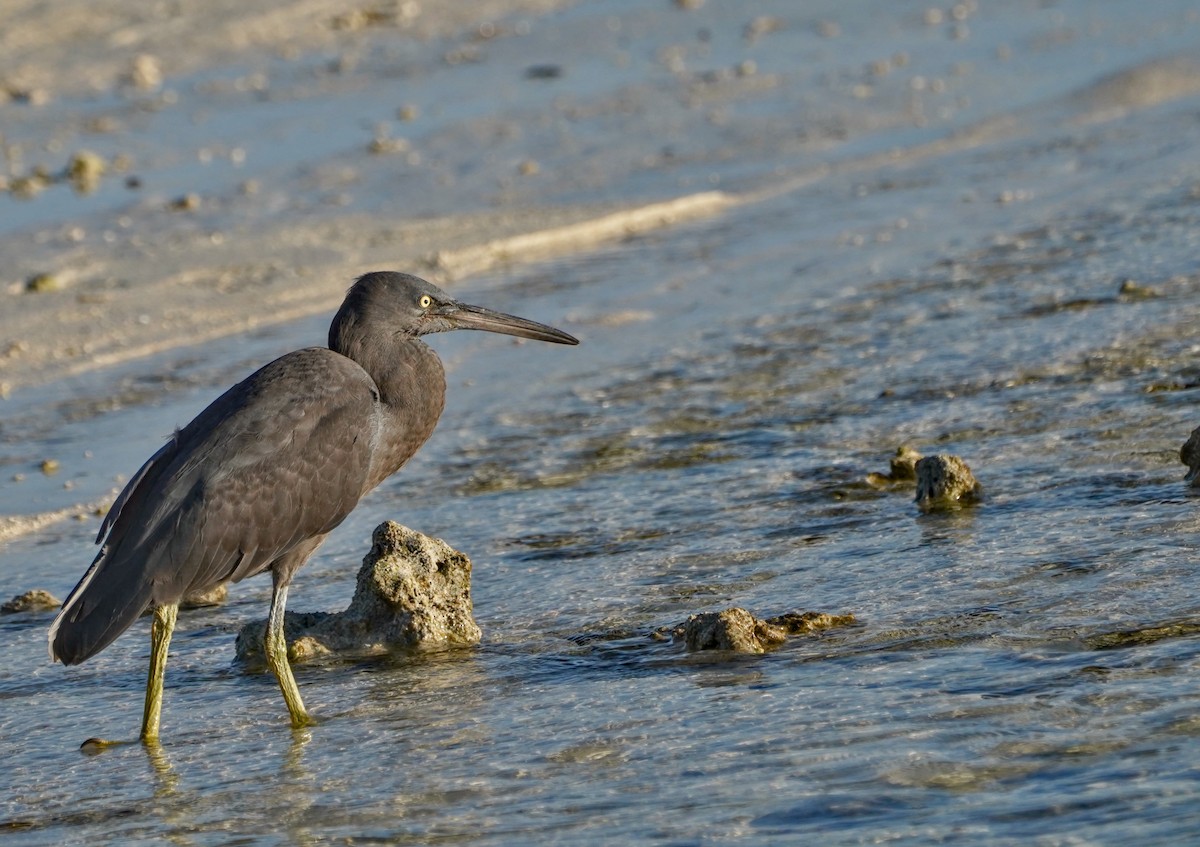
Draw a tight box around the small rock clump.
[914,454,983,511]
[236,521,481,663]
[675,607,855,654]
[1,589,61,614]
[66,150,106,194]
[867,445,923,487]
[1181,425,1200,485]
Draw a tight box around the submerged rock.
[25,272,63,293]
[1,589,61,614]
[1180,425,1200,485]
[1116,278,1159,300]
[674,607,855,654]
[236,521,481,663]
[914,454,983,511]
[124,53,163,91]
[683,608,786,653]
[66,150,106,194]
[866,445,923,487]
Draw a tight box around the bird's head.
[331,272,579,350]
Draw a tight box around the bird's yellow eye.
[419,295,432,309]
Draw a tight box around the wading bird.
[49,271,578,742]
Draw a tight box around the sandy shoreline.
[0,0,573,99]
[0,0,760,396]
[6,43,1199,396]
[0,0,597,396]
[0,192,739,395]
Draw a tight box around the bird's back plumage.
[49,348,381,665]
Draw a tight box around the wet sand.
[0,0,572,97]
[4,1,1200,400]
[1,0,714,394]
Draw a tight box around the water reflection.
[143,742,200,847]
[272,729,319,847]
[144,742,179,798]
[914,507,980,549]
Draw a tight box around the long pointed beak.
[441,302,579,345]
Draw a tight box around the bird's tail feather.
[48,543,158,665]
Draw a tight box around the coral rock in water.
[867,445,924,487]
[1,589,61,614]
[684,608,787,653]
[914,454,983,511]
[236,521,481,663]
[680,607,855,654]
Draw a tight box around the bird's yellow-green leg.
[141,602,178,744]
[265,582,312,728]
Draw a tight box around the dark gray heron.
[48,271,578,742]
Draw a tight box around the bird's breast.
[363,341,446,491]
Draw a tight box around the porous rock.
[1,589,61,614]
[676,607,855,654]
[66,150,106,194]
[866,445,923,487]
[684,608,786,653]
[914,454,983,511]
[236,521,481,663]
[1180,425,1200,485]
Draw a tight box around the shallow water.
[7,1,1200,844]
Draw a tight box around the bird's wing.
[50,348,379,664]
[131,347,381,596]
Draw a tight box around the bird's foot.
[290,711,318,730]
[79,736,136,755]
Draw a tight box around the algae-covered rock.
[684,608,787,653]
[1,589,61,614]
[67,150,106,194]
[236,521,481,663]
[867,445,923,488]
[914,454,983,511]
[25,273,63,293]
[674,607,856,654]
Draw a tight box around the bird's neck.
[338,334,447,492]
